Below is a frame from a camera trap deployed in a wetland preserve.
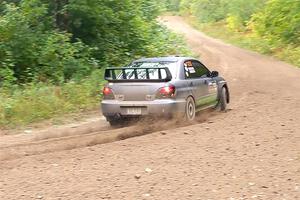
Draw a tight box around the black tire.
[185,96,196,121]
[217,87,227,111]
[106,117,123,127]
[108,119,121,127]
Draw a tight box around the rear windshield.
[125,61,177,79]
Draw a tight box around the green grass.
[0,70,105,128]
[185,16,300,68]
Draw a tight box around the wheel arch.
[186,94,196,103]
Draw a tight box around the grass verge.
[0,70,105,128]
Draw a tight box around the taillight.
[102,86,115,99]
[103,87,112,95]
[156,84,176,99]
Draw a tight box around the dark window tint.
[184,60,210,79]
[192,61,210,77]
[128,62,177,77]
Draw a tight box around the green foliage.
[174,0,266,24]
[0,69,105,127]
[225,0,266,23]
[250,0,300,44]
[164,0,182,11]
[190,0,227,22]
[226,14,244,32]
[179,0,195,15]
[168,0,300,67]
[0,1,95,84]
[187,14,300,68]
[0,0,191,127]
[0,66,15,88]
[0,0,189,86]
[65,0,181,65]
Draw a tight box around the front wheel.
[185,96,196,121]
[216,87,227,111]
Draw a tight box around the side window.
[192,61,210,78]
[184,60,210,79]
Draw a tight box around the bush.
[0,1,96,85]
[169,0,300,67]
[0,70,105,127]
[226,15,244,32]
[0,0,192,127]
[250,0,300,45]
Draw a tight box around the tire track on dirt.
[0,112,214,161]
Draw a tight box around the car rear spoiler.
[104,67,172,82]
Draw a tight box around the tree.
[251,0,300,44]
[0,1,94,84]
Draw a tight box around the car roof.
[133,56,196,63]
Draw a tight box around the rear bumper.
[101,99,186,118]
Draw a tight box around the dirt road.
[1,16,299,200]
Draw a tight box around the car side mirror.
[211,71,219,77]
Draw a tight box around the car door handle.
[189,82,193,86]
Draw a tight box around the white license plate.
[127,107,142,115]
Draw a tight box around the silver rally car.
[101,56,229,126]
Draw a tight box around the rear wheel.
[217,87,227,111]
[185,96,196,121]
[106,116,139,127]
[106,116,123,127]
[108,119,121,127]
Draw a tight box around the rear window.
[125,61,177,79]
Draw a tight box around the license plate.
[127,107,142,115]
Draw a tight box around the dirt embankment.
[0,16,299,200]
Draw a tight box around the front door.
[189,60,217,108]
[183,60,207,107]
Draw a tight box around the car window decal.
[188,67,196,73]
